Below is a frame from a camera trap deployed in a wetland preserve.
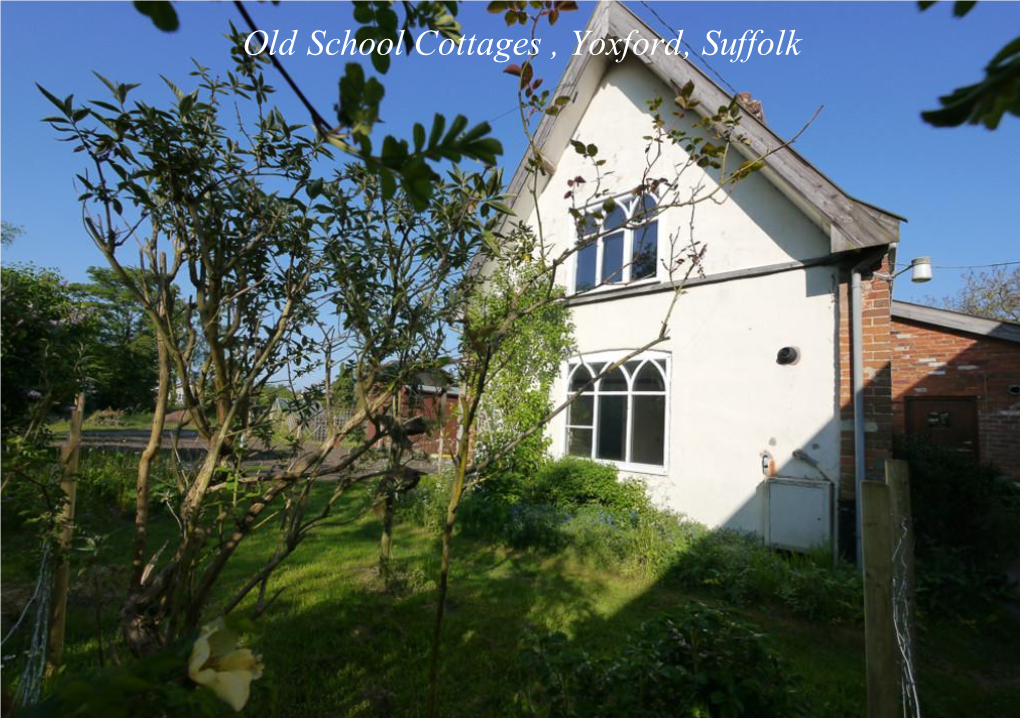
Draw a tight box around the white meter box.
[766,477,832,551]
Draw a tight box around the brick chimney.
[736,92,766,124]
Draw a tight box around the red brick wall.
[838,258,894,501]
[891,319,1020,480]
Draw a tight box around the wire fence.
[300,407,357,443]
[891,517,921,718]
[2,542,54,707]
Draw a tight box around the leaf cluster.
[919,1,1020,129]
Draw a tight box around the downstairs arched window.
[564,351,669,469]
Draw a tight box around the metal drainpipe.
[850,255,872,567]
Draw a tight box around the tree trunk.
[426,425,471,718]
[379,490,396,570]
[130,335,171,588]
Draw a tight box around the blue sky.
[2,1,1018,305]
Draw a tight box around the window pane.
[567,395,594,427]
[632,221,657,280]
[600,367,627,392]
[568,428,593,457]
[578,213,600,236]
[576,242,597,291]
[569,365,593,393]
[632,194,656,221]
[633,362,665,391]
[604,205,627,232]
[602,232,624,283]
[597,395,627,461]
[631,395,665,465]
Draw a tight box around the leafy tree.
[474,261,574,501]
[42,22,504,658]
[1,220,24,246]
[133,1,498,210]
[71,266,162,411]
[920,1,1020,129]
[935,265,1020,322]
[0,264,94,437]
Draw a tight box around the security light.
[875,257,934,284]
[909,257,933,283]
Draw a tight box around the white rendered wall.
[522,58,832,289]
[527,58,841,536]
[547,266,841,535]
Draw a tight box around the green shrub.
[402,465,861,622]
[0,435,62,533]
[895,436,1020,609]
[503,503,572,550]
[398,472,451,533]
[666,531,861,623]
[86,408,126,427]
[527,457,649,513]
[76,449,139,516]
[517,603,807,718]
[561,504,704,574]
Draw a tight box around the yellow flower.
[187,618,263,712]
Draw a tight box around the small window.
[632,361,665,391]
[601,232,624,284]
[574,194,659,292]
[569,364,594,393]
[630,195,658,281]
[566,364,596,458]
[576,242,597,292]
[565,352,669,469]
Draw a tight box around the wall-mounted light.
[876,256,933,284]
[908,257,933,283]
[776,346,800,365]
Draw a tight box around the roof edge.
[501,1,904,257]
[892,300,1020,344]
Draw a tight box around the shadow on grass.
[222,521,607,717]
[8,478,1020,718]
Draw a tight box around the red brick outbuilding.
[891,301,1020,480]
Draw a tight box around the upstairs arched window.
[574,194,659,292]
[565,351,669,469]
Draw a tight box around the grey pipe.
[850,255,872,567]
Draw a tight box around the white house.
[499,2,903,555]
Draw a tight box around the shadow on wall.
[891,320,1020,480]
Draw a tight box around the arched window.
[565,351,669,469]
[574,194,659,292]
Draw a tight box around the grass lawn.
[4,485,1019,717]
[48,411,157,434]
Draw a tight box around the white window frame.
[571,195,661,295]
[563,349,671,475]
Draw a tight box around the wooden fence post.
[861,479,899,718]
[47,392,85,671]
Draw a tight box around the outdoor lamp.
[875,256,933,284]
[909,257,933,283]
